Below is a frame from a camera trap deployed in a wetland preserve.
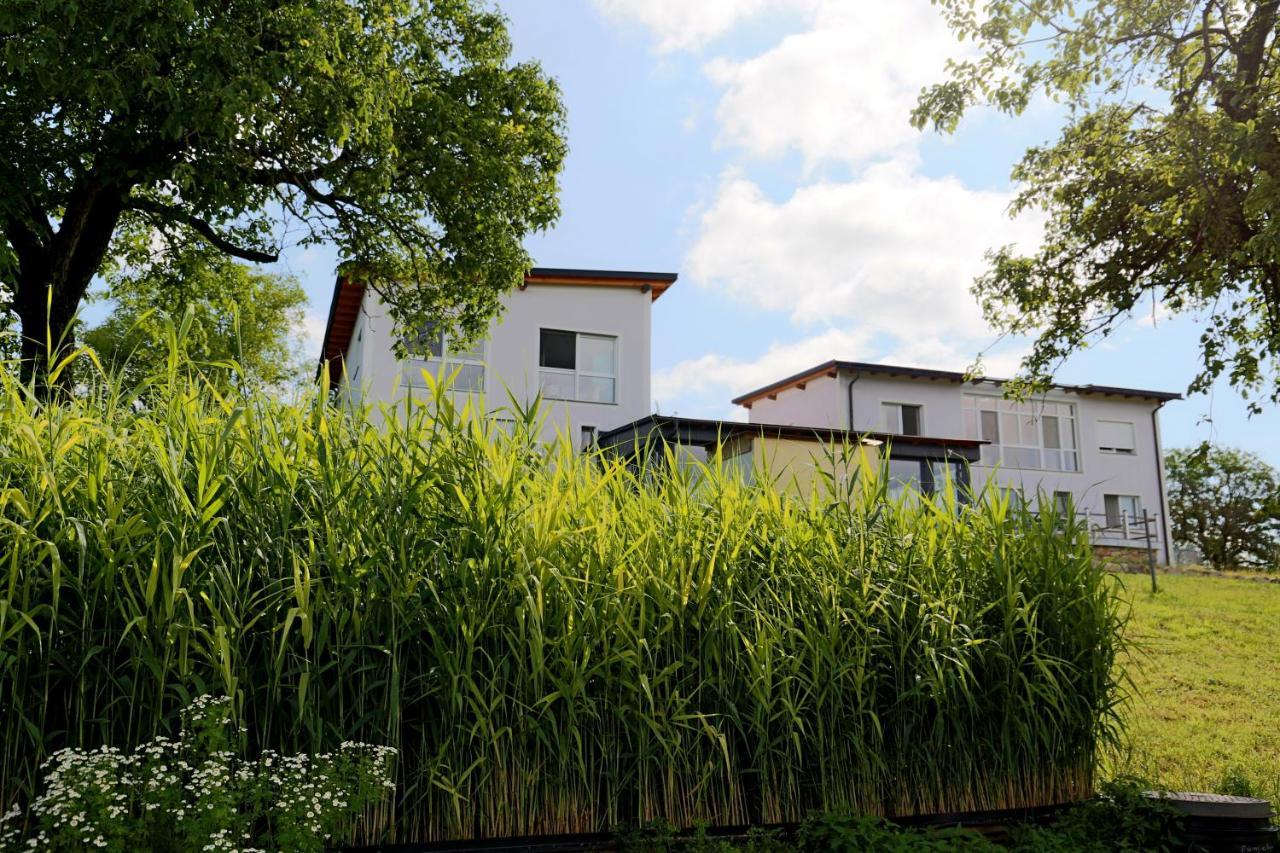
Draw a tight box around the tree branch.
[127,199,280,263]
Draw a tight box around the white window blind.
[1096,420,1136,454]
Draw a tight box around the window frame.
[538,328,619,405]
[1103,493,1143,529]
[881,401,924,437]
[404,325,486,393]
[962,395,1081,472]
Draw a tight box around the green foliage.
[0,695,396,852]
[0,356,1129,844]
[1008,779,1183,853]
[1165,446,1280,569]
[1215,766,1260,799]
[798,815,995,852]
[0,0,565,386]
[83,239,308,390]
[915,1,1280,407]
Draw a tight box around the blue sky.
[279,0,1278,463]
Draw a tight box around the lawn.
[1110,572,1280,805]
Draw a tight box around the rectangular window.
[881,402,923,436]
[1097,419,1137,455]
[963,396,1079,471]
[405,324,485,392]
[580,425,598,450]
[1051,491,1072,517]
[886,458,923,500]
[538,329,617,403]
[1103,494,1142,528]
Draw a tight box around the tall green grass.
[0,357,1127,843]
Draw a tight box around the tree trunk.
[9,183,126,399]
[15,283,78,397]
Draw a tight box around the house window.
[539,329,617,403]
[1097,419,1137,455]
[962,396,1079,471]
[405,324,485,392]
[580,425,598,450]
[882,402,923,436]
[886,458,922,500]
[1103,494,1142,528]
[1051,491,1072,517]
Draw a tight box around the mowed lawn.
[1109,573,1280,804]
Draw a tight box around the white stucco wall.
[338,283,654,447]
[745,373,845,428]
[741,368,1174,558]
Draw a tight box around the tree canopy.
[1166,446,1280,568]
[0,0,566,392]
[915,1,1280,408]
[83,240,308,390]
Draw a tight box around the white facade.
[738,364,1178,561]
[324,270,674,448]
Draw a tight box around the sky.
[276,0,1278,463]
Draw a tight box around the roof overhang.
[522,267,678,301]
[317,276,366,384]
[596,415,984,463]
[731,360,1182,407]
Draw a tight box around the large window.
[405,325,485,392]
[1096,419,1137,455]
[962,396,1079,471]
[886,458,966,500]
[539,329,617,403]
[881,402,923,436]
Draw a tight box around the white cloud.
[688,161,1042,339]
[705,2,960,166]
[652,327,1032,415]
[297,310,328,357]
[592,0,808,52]
[597,0,1049,417]
[653,327,873,408]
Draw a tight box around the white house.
[317,267,677,448]
[730,360,1181,564]
[318,272,1180,564]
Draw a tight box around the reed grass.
[0,355,1128,843]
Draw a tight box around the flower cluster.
[0,696,396,852]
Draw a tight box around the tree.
[1166,446,1280,569]
[0,0,565,394]
[915,1,1280,409]
[83,239,308,390]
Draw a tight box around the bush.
[0,360,1129,843]
[1008,779,1183,852]
[0,696,395,852]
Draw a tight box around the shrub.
[0,696,395,852]
[0,359,1129,843]
[1007,778,1183,852]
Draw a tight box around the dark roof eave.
[597,415,985,459]
[732,360,1183,405]
[527,267,678,283]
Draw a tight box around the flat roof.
[317,266,678,380]
[596,414,984,462]
[731,359,1183,407]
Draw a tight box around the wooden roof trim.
[317,277,366,383]
[735,363,840,407]
[522,273,675,301]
